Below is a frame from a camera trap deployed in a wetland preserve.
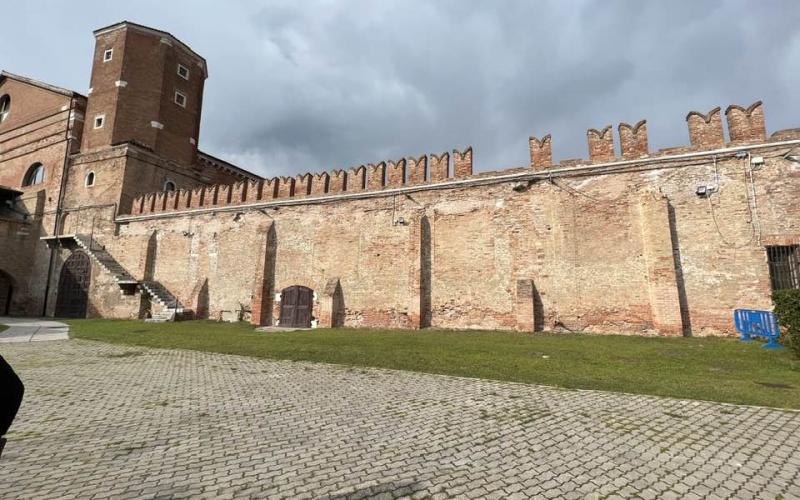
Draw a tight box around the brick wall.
[107,138,800,336]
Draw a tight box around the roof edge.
[93,21,208,78]
[197,150,263,181]
[0,71,86,100]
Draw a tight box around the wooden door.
[279,286,313,327]
[55,251,91,318]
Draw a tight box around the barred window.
[767,245,800,291]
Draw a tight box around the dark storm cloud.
[1,1,798,176]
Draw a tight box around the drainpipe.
[41,97,76,316]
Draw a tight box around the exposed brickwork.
[82,23,206,167]
[294,173,312,197]
[686,107,724,149]
[329,170,347,193]
[529,134,552,171]
[407,155,427,185]
[3,22,800,339]
[726,101,766,144]
[452,147,473,178]
[386,159,406,187]
[618,120,648,159]
[367,162,386,190]
[587,125,615,163]
[429,152,449,182]
[348,166,366,192]
[310,172,329,196]
[276,176,294,198]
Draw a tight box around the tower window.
[85,172,95,187]
[103,49,113,62]
[0,94,10,123]
[23,163,45,187]
[94,115,105,129]
[163,180,176,192]
[174,91,187,108]
[177,64,190,80]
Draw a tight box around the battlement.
[128,146,474,215]
[529,100,795,169]
[127,99,800,218]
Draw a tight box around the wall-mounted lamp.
[695,185,717,198]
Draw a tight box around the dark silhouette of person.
[0,354,24,458]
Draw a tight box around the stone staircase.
[139,280,185,322]
[72,234,184,322]
[73,234,138,285]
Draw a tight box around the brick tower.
[81,21,208,166]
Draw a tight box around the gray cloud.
[1,1,798,177]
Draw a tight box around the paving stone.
[1,339,799,499]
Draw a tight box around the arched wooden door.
[0,270,13,316]
[55,251,91,318]
[279,286,313,328]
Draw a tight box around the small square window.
[103,49,113,62]
[177,64,190,80]
[174,91,187,108]
[94,115,105,129]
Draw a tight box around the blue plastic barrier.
[733,309,782,349]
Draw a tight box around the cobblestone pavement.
[1,340,799,500]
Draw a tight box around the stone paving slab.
[0,339,799,499]
[0,317,70,343]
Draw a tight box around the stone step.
[72,234,184,314]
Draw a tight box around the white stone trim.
[115,80,128,88]
[177,64,190,80]
[151,121,164,130]
[174,90,187,108]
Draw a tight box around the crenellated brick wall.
[128,145,475,215]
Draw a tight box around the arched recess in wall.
[138,231,159,319]
[0,269,16,316]
[55,251,91,318]
[420,215,432,328]
[60,212,73,235]
[163,180,176,192]
[251,223,277,326]
[143,231,158,281]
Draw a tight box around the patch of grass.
[0,324,7,333]
[66,319,800,409]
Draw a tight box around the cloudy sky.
[1,1,797,177]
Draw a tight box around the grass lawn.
[67,319,800,409]
[0,324,7,333]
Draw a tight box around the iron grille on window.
[767,245,800,291]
